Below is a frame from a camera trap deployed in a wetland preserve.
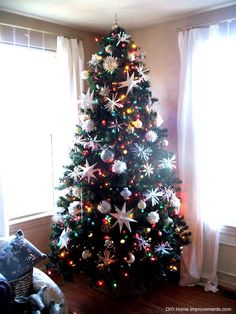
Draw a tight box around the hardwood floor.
[54,274,236,314]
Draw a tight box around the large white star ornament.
[118,72,140,95]
[59,229,70,249]
[110,202,137,233]
[77,159,99,183]
[79,88,97,111]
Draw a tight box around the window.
[192,34,236,226]
[0,44,64,220]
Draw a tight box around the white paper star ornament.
[79,88,97,111]
[59,229,70,249]
[78,159,99,183]
[110,202,137,233]
[118,72,140,95]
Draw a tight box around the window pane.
[193,37,236,225]
[0,44,58,219]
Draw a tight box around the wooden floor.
[54,274,236,314]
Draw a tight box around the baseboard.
[218,270,236,292]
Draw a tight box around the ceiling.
[0,0,235,32]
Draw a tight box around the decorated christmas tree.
[47,21,191,294]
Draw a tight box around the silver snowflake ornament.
[84,135,102,151]
[163,187,175,202]
[105,93,123,112]
[159,155,176,170]
[154,242,173,255]
[88,54,99,67]
[145,188,163,206]
[143,163,154,177]
[134,235,150,251]
[136,65,149,81]
[99,84,110,97]
[132,143,152,161]
[116,32,131,46]
[108,119,125,132]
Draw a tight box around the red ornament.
[101,120,106,126]
[122,43,126,48]
[82,150,89,156]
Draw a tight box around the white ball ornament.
[128,52,135,62]
[147,211,160,224]
[120,187,132,200]
[82,250,92,260]
[82,119,95,133]
[137,200,146,210]
[101,147,115,163]
[81,70,89,80]
[160,139,168,147]
[112,160,127,175]
[145,130,158,142]
[68,201,80,215]
[98,200,111,214]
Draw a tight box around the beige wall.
[130,4,236,154]
[0,11,98,64]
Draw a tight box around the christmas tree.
[47,21,191,295]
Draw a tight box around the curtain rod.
[177,16,236,32]
[0,22,82,40]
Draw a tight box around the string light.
[96,280,104,287]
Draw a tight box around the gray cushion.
[0,230,46,281]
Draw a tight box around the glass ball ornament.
[105,45,112,53]
[82,250,92,260]
[120,187,132,200]
[101,147,115,163]
[160,139,168,147]
[137,200,146,210]
[133,119,143,129]
[125,252,135,264]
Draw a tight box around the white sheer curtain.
[178,24,236,292]
[53,36,84,186]
[0,177,8,237]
